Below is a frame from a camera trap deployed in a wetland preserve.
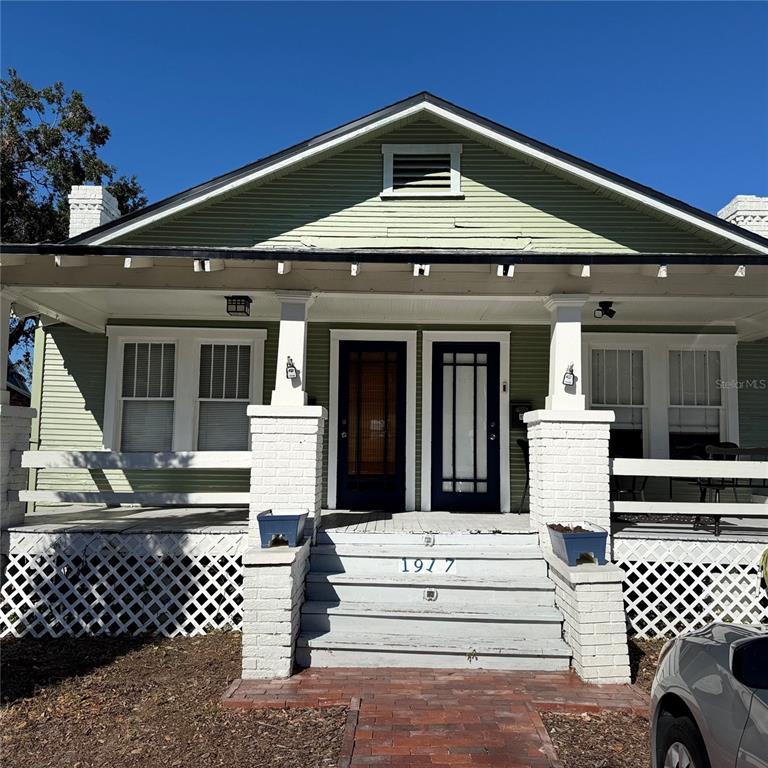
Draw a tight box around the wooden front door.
[431,342,501,511]
[337,341,407,510]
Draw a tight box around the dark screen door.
[337,341,407,510]
[431,342,501,511]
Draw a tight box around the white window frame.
[103,326,266,451]
[421,331,511,512]
[328,330,417,511]
[583,333,739,459]
[381,143,463,198]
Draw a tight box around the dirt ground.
[1,632,346,768]
[542,637,665,768]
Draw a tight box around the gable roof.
[67,92,768,254]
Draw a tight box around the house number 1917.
[401,558,455,573]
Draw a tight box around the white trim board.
[103,326,267,451]
[327,329,417,511]
[421,331,511,513]
[582,332,739,459]
[79,101,768,255]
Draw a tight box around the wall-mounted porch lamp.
[286,357,298,379]
[225,295,252,316]
[593,301,616,319]
[562,363,575,387]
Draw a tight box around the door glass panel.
[455,364,475,480]
[346,351,397,477]
[440,351,489,493]
[442,368,454,478]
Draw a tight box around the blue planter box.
[256,511,308,548]
[548,524,608,566]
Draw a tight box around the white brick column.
[1,404,36,579]
[248,405,327,515]
[545,552,631,684]
[523,409,614,536]
[241,540,311,679]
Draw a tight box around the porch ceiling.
[5,285,767,338]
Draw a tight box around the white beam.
[544,294,588,410]
[55,255,89,268]
[124,256,154,269]
[193,258,224,272]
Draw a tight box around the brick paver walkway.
[223,668,648,767]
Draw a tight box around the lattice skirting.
[1,530,247,638]
[613,536,768,638]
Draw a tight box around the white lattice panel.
[0,531,247,638]
[613,536,768,637]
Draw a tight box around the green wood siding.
[32,322,766,509]
[115,118,733,254]
[34,322,278,497]
[738,339,768,448]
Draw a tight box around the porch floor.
[14,505,768,542]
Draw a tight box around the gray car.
[650,623,768,768]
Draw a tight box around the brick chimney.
[718,195,768,238]
[68,185,120,238]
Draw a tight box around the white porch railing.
[15,450,251,506]
[611,457,768,535]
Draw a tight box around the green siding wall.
[115,118,731,254]
[32,322,767,509]
[738,339,768,448]
[34,322,278,496]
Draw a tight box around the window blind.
[197,344,251,450]
[120,342,175,451]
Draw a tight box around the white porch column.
[523,409,614,537]
[271,291,313,407]
[544,295,588,411]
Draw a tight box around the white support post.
[545,295,588,411]
[271,292,313,407]
[0,404,36,580]
[523,409,614,536]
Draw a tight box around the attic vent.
[393,153,451,191]
[382,143,462,198]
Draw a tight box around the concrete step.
[315,529,540,548]
[300,601,564,640]
[309,544,547,578]
[305,572,556,606]
[296,631,572,671]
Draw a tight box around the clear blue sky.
[2,1,767,214]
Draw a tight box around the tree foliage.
[1,69,147,384]
[1,68,146,243]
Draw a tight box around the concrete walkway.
[223,667,648,767]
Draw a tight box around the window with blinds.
[668,350,721,457]
[197,343,251,450]
[591,348,645,457]
[120,342,175,451]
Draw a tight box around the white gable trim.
[84,101,768,255]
